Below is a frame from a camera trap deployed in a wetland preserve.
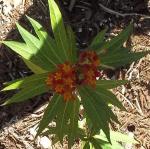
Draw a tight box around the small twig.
[117,91,134,109]
[23,0,26,6]
[120,115,133,129]
[38,0,47,15]
[69,0,76,11]
[135,97,144,116]
[126,62,135,76]
[98,3,150,19]
[127,59,143,80]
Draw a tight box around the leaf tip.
[0,100,9,106]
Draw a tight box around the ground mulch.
[0,0,150,149]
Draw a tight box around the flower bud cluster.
[46,51,100,101]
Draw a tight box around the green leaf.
[100,51,148,68]
[2,83,49,105]
[94,130,138,148]
[110,142,124,149]
[26,15,53,41]
[22,58,47,74]
[2,73,48,91]
[96,80,128,89]
[108,109,120,124]
[56,100,71,144]
[1,41,31,58]
[37,94,63,136]
[26,15,62,64]
[16,23,58,70]
[90,138,103,149]
[48,0,69,62]
[98,24,133,55]
[66,26,77,63]
[101,131,138,144]
[90,28,107,51]
[86,87,120,124]
[95,86,125,110]
[68,99,80,148]
[83,142,91,149]
[79,87,111,143]
[91,138,124,149]
[1,41,56,72]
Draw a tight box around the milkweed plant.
[1,0,149,148]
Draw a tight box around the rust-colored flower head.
[78,51,101,87]
[46,51,100,101]
[46,62,76,101]
[79,51,100,67]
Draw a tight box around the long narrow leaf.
[56,101,72,144]
[1,41,56,72]
[37,94,63,136]
[90,28,107,51]
[83,142,91,149]
[2,73,48,91]
[66,26,77,63]
[27,16,62,64]
[97,24,133,55]
[16,23,57,70]
[22,58,47,74]
[79,87,111,143]
[95,86,125,110]
[48,0,69,62]
[90,137,103,149]
[68,99,80,148]
[100,51,148,68]
[95,130,138,144]
[1,41,31,58]
[2,84,49,105]
[96,80,128,89]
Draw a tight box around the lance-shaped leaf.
[94,86,125,110]
[2,83,49,105]
[79,87,111,143]
[97,24,133,55]
[22,58,47,74]
[1,41,31,58]
[56,101,71,144]
[108,109,120,124]
[83,142,91,149]
[95,130,138,144]
[90,137,103,149]
[48,0,69,62]
[66,26,77,63]
[91,137,124,149]
[37,94,63,136]
[87,88,119,125]
[111,131,138,144]
[90,28,107,51]
[68,99,80,148]
[1,41,56,72]
[26,15,53,41]
[96,80,128,89]
[16,23,58,70]
[27,16,62,64]
[100,51,148,68]
[2,73,48,91]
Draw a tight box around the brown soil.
[0,0,150,148]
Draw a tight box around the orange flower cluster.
[46,62,76,101]
[46,51,100,101]
[78,51,100,87]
